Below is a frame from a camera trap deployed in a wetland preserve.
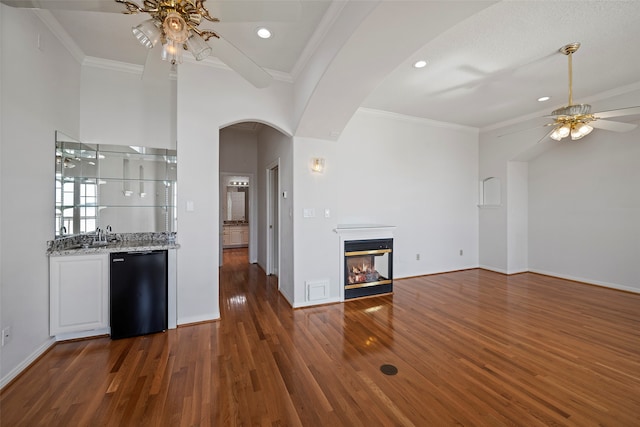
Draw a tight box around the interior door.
[267,164,279,277]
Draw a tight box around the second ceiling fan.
[540,42,640,142]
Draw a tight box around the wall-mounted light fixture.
[311,157,325,173]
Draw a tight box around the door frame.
[265,160,280,280]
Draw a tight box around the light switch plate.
[303,208,315,218]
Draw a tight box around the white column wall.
[293,109,480,307]
[176,63,293,323]
[506,161,528,273]
[1,5,81,385]
[479,117,542,273]
[256,127,294,304]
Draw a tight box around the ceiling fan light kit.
[132,19,162,48]
[543,42,639,142]
[116,0,221,65]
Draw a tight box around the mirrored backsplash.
[55,131,177,238]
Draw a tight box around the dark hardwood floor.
[2,248,639,426]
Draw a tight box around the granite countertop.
[48,241,180,256]
[47,232,179,256]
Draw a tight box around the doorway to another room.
[221,174,252,266]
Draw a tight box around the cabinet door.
[50,254,109,336]
[241,227,249,245]
[230,227,243,245]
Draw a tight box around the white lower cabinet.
[223,225,249,247]
[50,254,109,337]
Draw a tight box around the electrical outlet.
[416,253,420,261]
[1,327,10,346]
[459,249,463,256]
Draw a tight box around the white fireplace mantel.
[333,224,396,237]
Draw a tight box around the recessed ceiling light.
[413,60,428,69]
[538,96,551,102]
[256,27,272,39]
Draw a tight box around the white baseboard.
[177,312,220,326]
[54,328,110,342]
[1,338,56,390]
[528,269,640,294]
[478,265,508,274]
[293,296,341,309]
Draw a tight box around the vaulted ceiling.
[5,0,640,133]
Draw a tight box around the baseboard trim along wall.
[1,338,56,390]
[528,269,640,295]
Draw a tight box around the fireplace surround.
[334,224,396,301]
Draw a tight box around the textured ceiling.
[362,1,640,129]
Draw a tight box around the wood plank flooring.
[2,249,639,426]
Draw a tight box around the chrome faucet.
[95,227,106,243]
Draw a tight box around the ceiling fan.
[1,0,274,88]
[539,42,640,142]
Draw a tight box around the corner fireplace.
[344,238,393,299]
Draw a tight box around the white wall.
[507,161,528,273]
[481,86,640,292]
[479,115,545,273]
[80,65,176,149]
[219,127,258,173]
[293,109,480,306]
[0,5,81,385]
[176,63,294,323]
[256,126,294,303]
[528,122,640,292]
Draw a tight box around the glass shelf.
[55,131,177,237]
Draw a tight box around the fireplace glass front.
[344,238,393,299]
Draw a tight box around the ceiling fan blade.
[593,106,640,119]
[498,122,552,138]
[1,0,123,13]
[141,47,169,83]
[536,127,556,144]
[591,119,638,132]
[211,35,272,88]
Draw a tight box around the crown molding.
[33,9,85,64]
[82,56,144,75]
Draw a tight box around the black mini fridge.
[110,250,167,340]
